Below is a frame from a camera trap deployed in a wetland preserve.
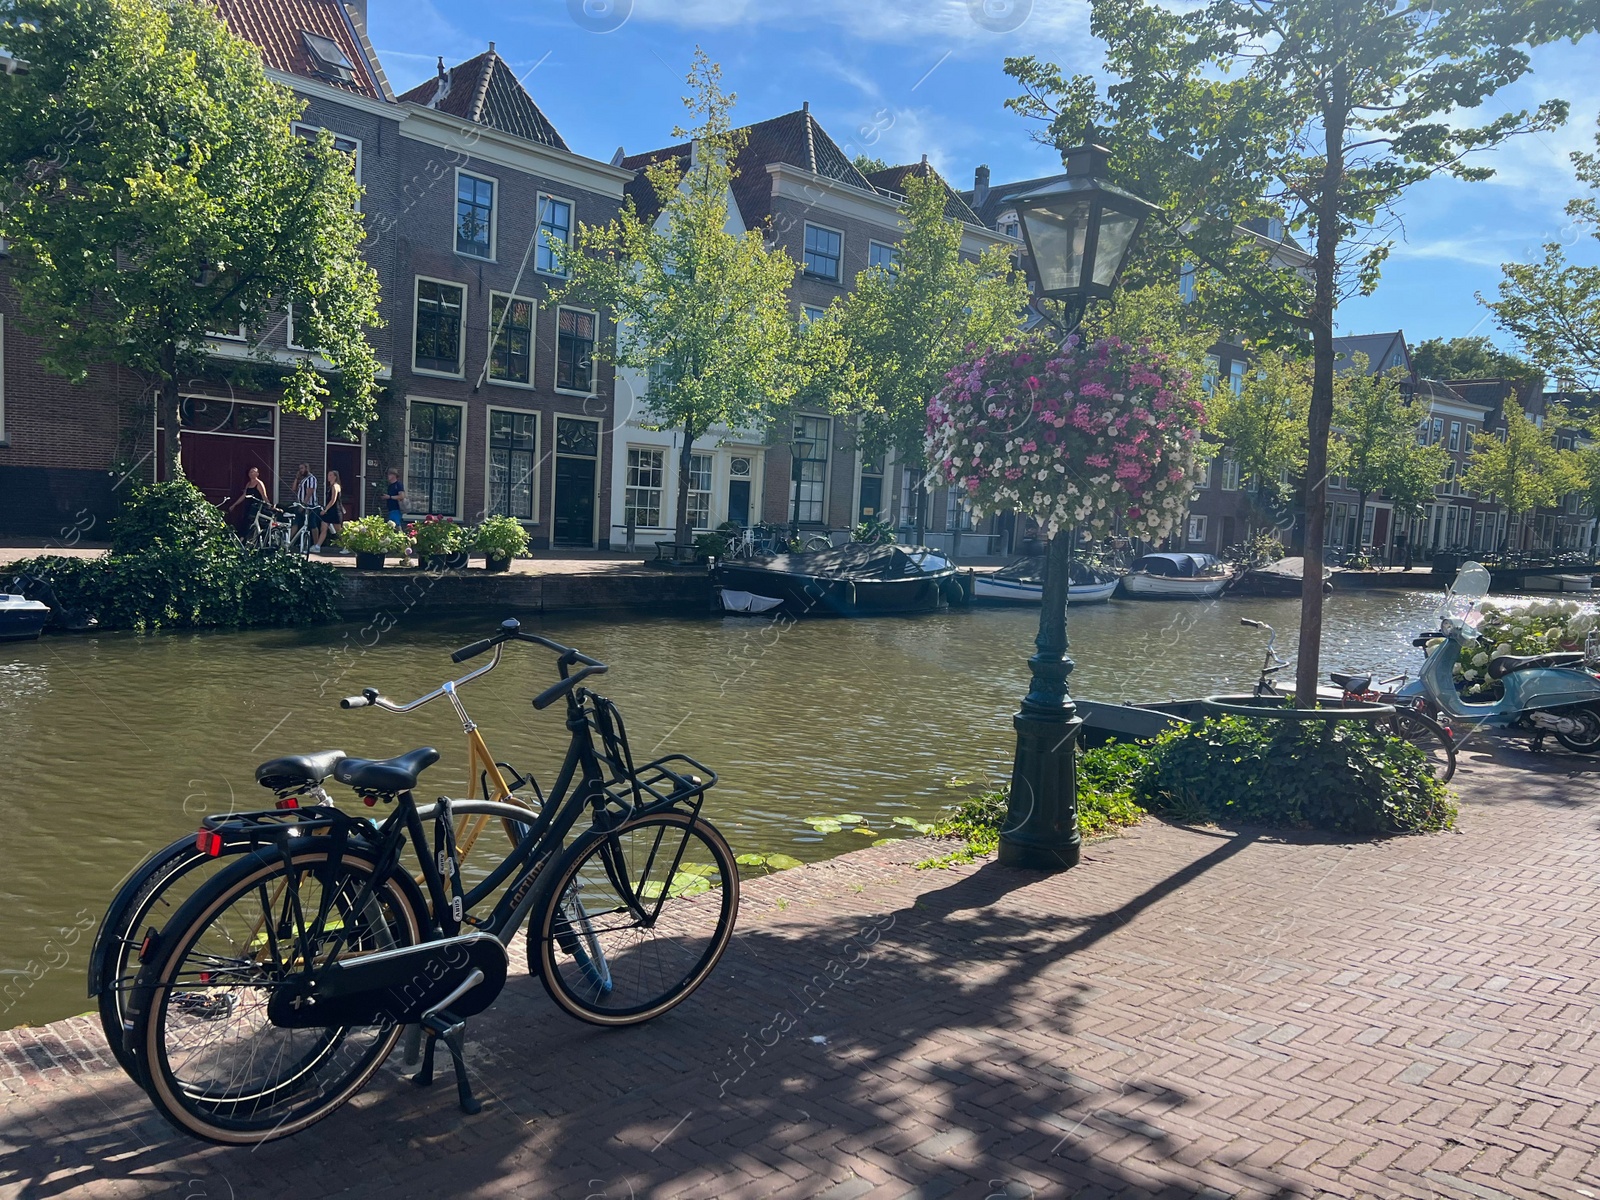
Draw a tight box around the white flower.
[1471,652,1489,667]
[1464,669,1479,681]
[1494,642,1512,656]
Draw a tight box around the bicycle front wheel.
[1390,709,1457,782]
[131,844,424,1144]
[529,810,738,1026]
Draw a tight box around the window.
[487,410,537,521]
[1448,421,1461,451]
[292,123,361,186]
[1194,458,1211,490]
[0,314,6,441]
[407,400,462,516]
[1178,261,1196,304]
[1431,417,1444,445]
[1443,460,1456,495]
[791,415,830,524]
[1391,351,1405,368]
[1463,425,1474,453]
[625,447,664,528]
[1221,455,1241,491]
[178,397,274,436]
[414,279,464,374]
[301,29,355,83]
[537,195,572,276]
[801,305,826,322]
[946,488,973,532]
[687,453,713,530]
[1229,360,1246,397]
[1187,515,1207,544]
[997,211,1020,239]
[285,302,312,352]
[1202,354,1220,396]
[1265,216,1284,242]
[488,294,534,385]
[456,172,495,258]
[868,241,899,274]
[556,308,596,393]
[803,224,842,281]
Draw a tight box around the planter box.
[354,552,387,571]
[483,555,513,573]
[425,551,469,571]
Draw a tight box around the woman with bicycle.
[311,468,345,554]
[227,467,271,543]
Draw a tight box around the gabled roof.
[216,0,390,102]
[398,47,568,151]
[863,160,984,227]
[621,106,879,226]
[1333,331,1409,374]
[961,172,1058,229]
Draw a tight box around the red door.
[326,443,364,520]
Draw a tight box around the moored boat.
[712,544,968,618]
[0,593,50,642]
[1119,552,1232,599]
[1231,556,1333,597]
[971,556,1122,605]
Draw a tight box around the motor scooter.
[1394,562,1600,753]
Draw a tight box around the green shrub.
[408,515,464,558]
[694,531,728,559]
[9,480,338,632]
[472,514,529,561]
[339,515,408,555]
[1135,715,1456,835]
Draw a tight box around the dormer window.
[998,211,1020,239]
[301,30,355,83]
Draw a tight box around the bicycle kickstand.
[414,1010,482,1114]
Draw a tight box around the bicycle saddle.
[1486,651,1584,680]
[1329,672,1371,693]
[256,749,346,791]
[334,747,440,794]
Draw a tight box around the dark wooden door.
[553,457,596,546]
[727,479,751,527]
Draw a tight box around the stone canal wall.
[334,566,710,619]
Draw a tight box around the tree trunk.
[675,423,696,560]
[158,376,183,483]
[1294,68,1346,708]
[1355,489,1370,559]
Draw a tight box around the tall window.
[687,453,714,530]
[803,224,842,281]
[625,447,664,528]
[868,241,899,274]
[1431,417,1444,445]
[488,294,533,385]
[1202,354,1220,396]
[1229,360,1245,396]
[414,280,464,374]
[456,173,494,258]
[537,196,572,276]
[1178,261,1196,304]
[292,123,360,188]
[1221,455,1241,491]
[946,489,973,532]
[556,308,595,392]
[407,401,461,516]
[488,410,536,520]
[1448,421,1461,451]
[1187,515,1208,544]
[791,415,830,524]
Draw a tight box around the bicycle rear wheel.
[1389,709,1457,782]
[131,844,423,1144]
[529,810,738,1026]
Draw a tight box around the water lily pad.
[764,853,803,871]
[892,817,937,834]
[835,814,865,824]
[853,827,876,836]
[735,853,766,866]
[677,862,721,876]
[807,819,843,834]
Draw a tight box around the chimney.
[488,41,496,55]
[802,100,809,113]
[973,164,990,209]
[436,55,446,82]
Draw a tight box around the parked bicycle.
[120,621,738,1143]
[88,637,541,1074]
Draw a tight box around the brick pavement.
[2,733,1599,1199]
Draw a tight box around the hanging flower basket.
[925,333,1210,540]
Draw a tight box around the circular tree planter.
[354,552,387,571]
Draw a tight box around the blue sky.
[367,0,1600,351]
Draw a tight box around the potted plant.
[338,516,407,571]
[409,515,467,570]
[472,514,528,572]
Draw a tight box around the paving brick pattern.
[3,734,1598,1198]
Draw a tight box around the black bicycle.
[122,621,738,1144]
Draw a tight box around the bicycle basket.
[589,695,641,809]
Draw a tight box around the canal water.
[1,588,1458,1026]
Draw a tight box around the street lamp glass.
[1019,197,1091,296]
[1090,208,1142,288]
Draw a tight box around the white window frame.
[291,121,362,195]
[624,445,667,530]
[1229,359,1246,396]
[535,192,574,277]
[790,413,832,525]
[801,305,826,322]
[802,221,844,283]
[554,305,599,397]
[403,395,468,519]
[867,240,899,274]
[412,275,467,378]
[1448,421,1461,451]
[687,451,714,531]
[453,168,498,262]
[1187,515,1208,544]
[483,405,541,525]
[1221,455,1241,491]
[1202,354,1220,396]
[485,291,537,389]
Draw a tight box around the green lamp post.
[1001,139,1157,871]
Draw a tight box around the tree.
[1005,0,1593,703]
[1488,114,1600,390]
[1463,404,1582,554]
[1210,349,1313,524]
[837,172,1029,541]
[852,154,890,176]
[1411,337,1544,393]
[1574,444,1600,554]
[0,0,382,481]
[555,52,800,552]
[1333,357,1448,561]
[1381,440,1453,569]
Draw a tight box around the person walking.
[293,463,319,507]
[311,469,345,554]
[384,469,406,529]
[227,466,271,543]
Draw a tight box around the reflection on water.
[0,587,1457,1024]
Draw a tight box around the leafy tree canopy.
[0,0,382,477]
[1211,349,1313,508]
[1334,356,1449,534]
[1463,402,1582,525]
[1411,336,1543,393]
[852,154,890,176]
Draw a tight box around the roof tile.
[398,50,568,150]
[215,0,385,101]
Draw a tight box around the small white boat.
[972,557,1122,605]
[0,593,50,641]
[1119,552,1232,599]
[716,588,786,615]
[1521,573,1593,593]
